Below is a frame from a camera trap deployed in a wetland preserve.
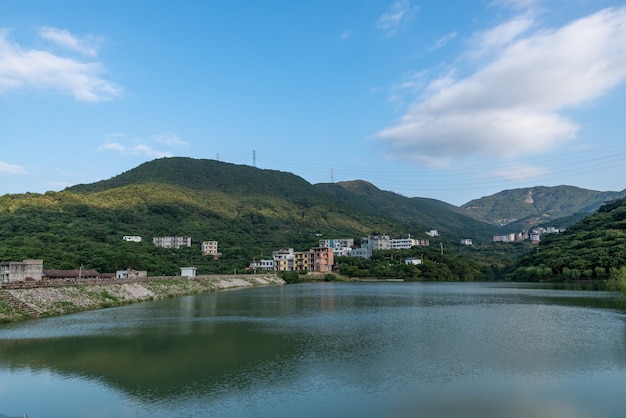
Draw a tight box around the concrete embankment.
[0,275,285,322]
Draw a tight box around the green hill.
[0,157,501,276]
[510,198,626,281]
[462,185,626,229]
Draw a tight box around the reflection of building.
[201,241,220,256]
[153,236,191,249]
[0,259,43,283]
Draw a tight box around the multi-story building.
[153,236,192,249]
[0,259,43,283]
[389,237,415,250]
[361,235,390,250]
[201,241,219,256]
[311,246,334,273]
[273,248,295,272]
[294,251,312,272]
[319,238,354,256]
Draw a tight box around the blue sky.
[1,0,625,205]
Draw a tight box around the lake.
[1,282,626,418]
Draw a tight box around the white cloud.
[0,29,121,102]
[340,30,352,41]
[430,32,457,52]
[0,161,26,174]
[153,133,188,146]
[378,7,626,165]
[39,27,102,57]
[99,135,174,158]
[376,0,417,36]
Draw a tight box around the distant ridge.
[461,185,626,229]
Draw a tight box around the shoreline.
[0,274,285,323]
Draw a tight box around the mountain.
[510,198,626,281]
[0,157,501,276]
[461,185,626,230]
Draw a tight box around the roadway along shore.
[0,274,285,323]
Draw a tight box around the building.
[319,238,354,257]
[311,246,334,273]
[43,268,101,280]
[201,241,219,256]
[249,259,274,271]
[116,269,148,279]
[123,236,142,242]
[361,235,390,250]
[294,251,312,272]
[389,236,415,250]
[273,248,295,272]
[180,267,197,278]
[405,257,422,265]
[461,239,473,246]
[350,248,372,259]
[0,259,44,283]
[153,236,192,249]
[426,230,439,237]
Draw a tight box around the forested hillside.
[511,198,626,281]
[0,157,502,276]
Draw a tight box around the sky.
[1,0,626,206]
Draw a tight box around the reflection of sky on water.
[1,282,626,418]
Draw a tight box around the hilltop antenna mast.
[331,169,334,183]
[216,153,220,162]
[253,150,256,167]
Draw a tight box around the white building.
[249,259,274,271]
[405,257,422,265]
[123,236,142,242]
[426,230,439,237]
[180,266,197,278]
[461,239,473,246]
[319,238,354,256]
[201,241,219,256]
[389,237,415,250]
[153,236,192,249]
[116,269,147,279]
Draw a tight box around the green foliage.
[281,271,300,284]
[511,199,626,282]
[0,158,512,277]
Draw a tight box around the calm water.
[1,282,626,418]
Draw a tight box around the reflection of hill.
[0,304,300,400]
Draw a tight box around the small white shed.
[180,267,197,278]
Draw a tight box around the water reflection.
[1,282,626,418]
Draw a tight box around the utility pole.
[440,242,444,255]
